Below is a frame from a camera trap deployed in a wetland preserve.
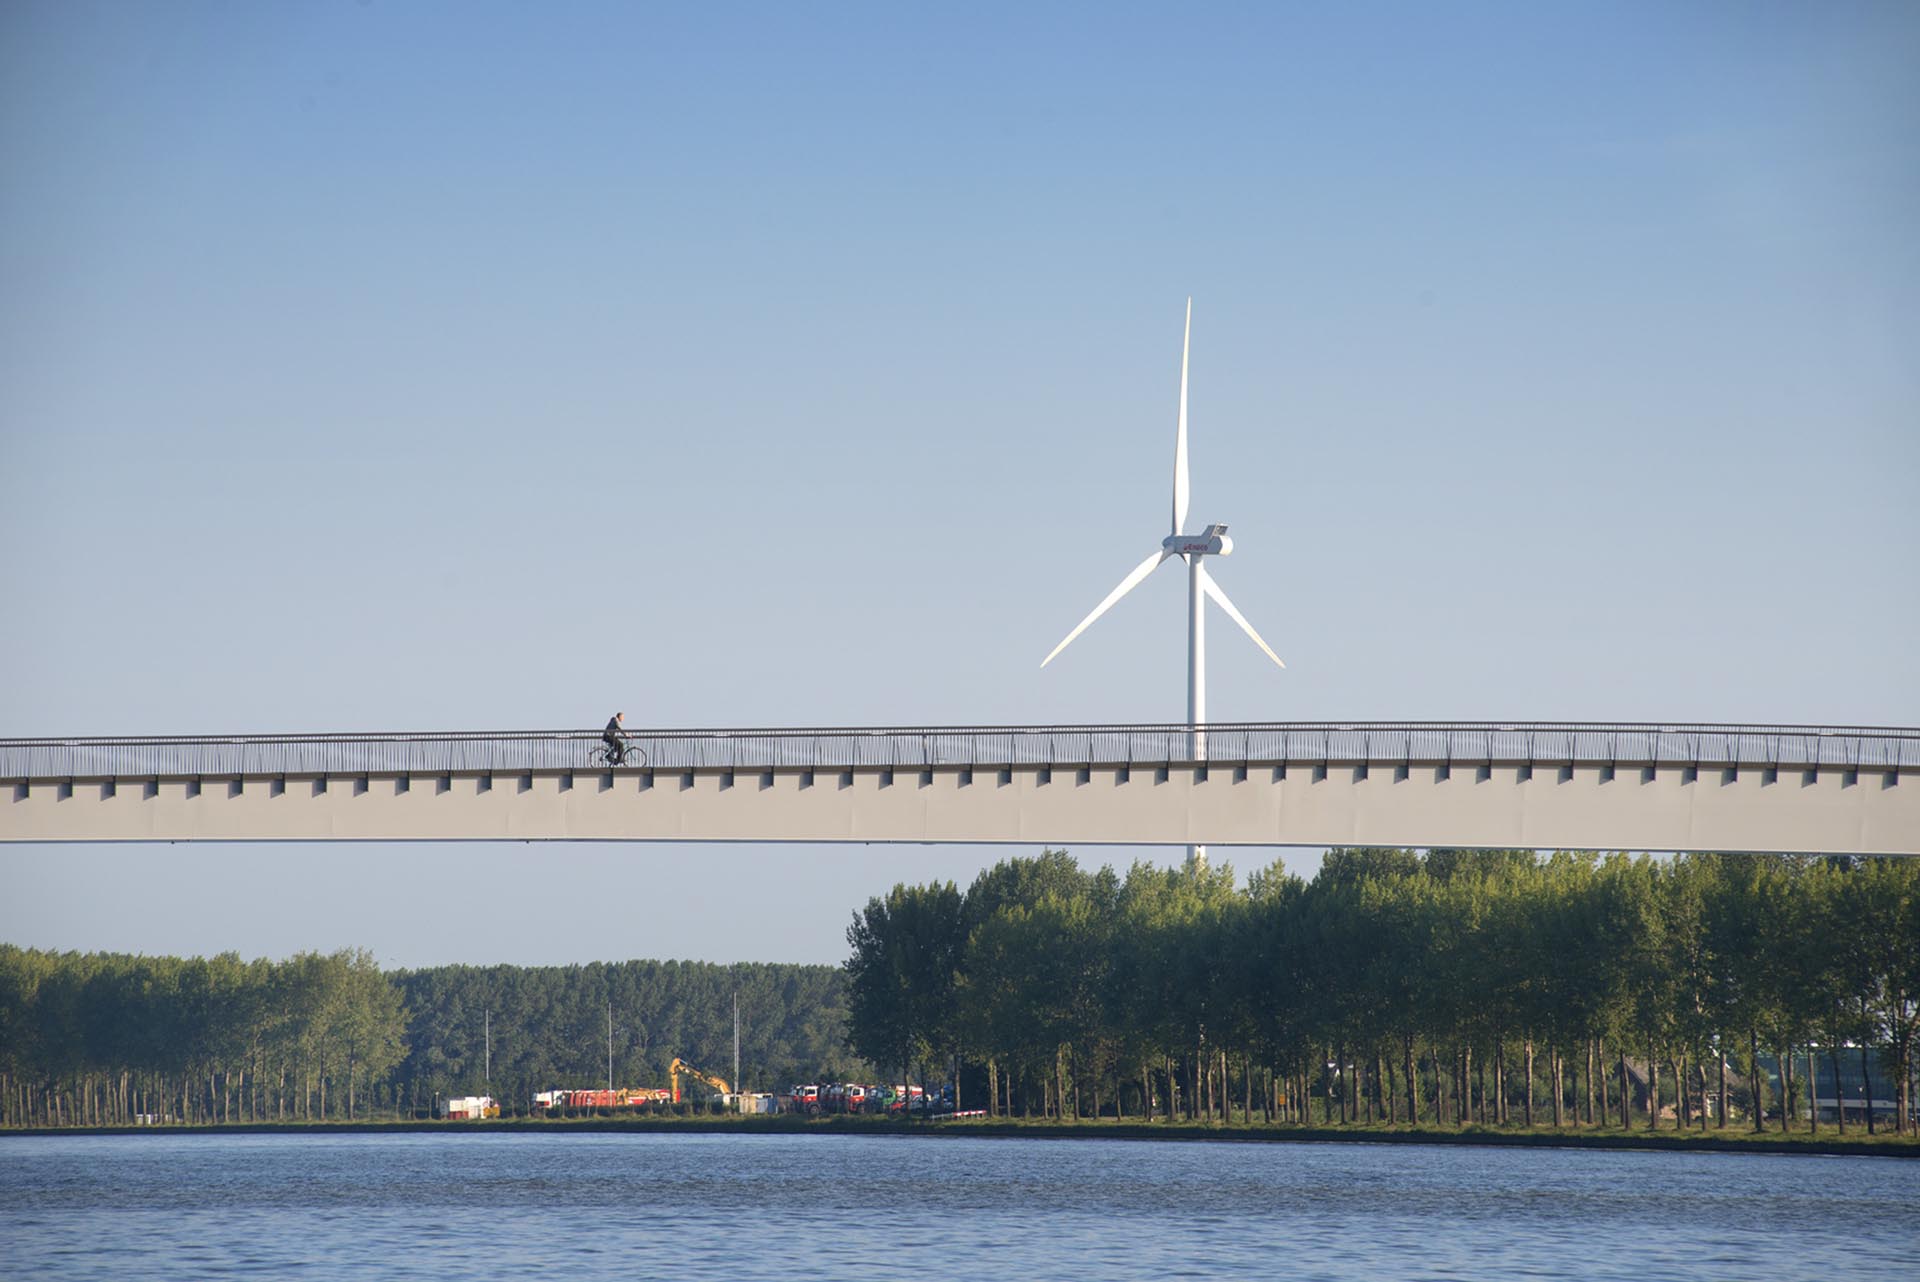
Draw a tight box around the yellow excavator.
[668,1057,731,1105]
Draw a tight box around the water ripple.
[1,1133,1915,1280]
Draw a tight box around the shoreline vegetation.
[0,950,858,1129]
[4,850,1914,1143]
[843,850,1918,1143]
[4,1113,1915,1158]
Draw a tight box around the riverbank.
[6,1114,1915,1158]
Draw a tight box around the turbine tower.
[1041,299,1286,871]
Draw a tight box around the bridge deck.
[5,723,1916,854]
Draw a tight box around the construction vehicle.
[532,1087,671,1113]
[668,1057,732,1105]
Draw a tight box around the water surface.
[2,1132,1915,1279]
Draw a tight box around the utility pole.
[607,1001,614,1091]
[733,991,741,1111]
[484,1009,491,1096]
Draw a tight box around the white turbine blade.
[1172,297,1191,537]
[1198,565,1286,670]
[1041,550,1171,667]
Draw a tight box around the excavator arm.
[668,1057,732,1104]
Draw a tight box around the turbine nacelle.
[1165,523,1231,558]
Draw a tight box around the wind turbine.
[1041,298,1286,871]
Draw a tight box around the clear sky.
[3,1,1915,968]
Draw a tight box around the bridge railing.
[2,722,1916,781]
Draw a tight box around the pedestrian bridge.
[2,722,1916,855]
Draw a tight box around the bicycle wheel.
[595,743,646,769]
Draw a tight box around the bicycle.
[590,739,648,769]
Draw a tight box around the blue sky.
[3,1,1915,966]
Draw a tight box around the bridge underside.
[6,758,1916,855]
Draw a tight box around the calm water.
[2,1132,1916,1280]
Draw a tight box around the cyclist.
[602,712,629,765]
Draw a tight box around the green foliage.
[390,958,859,1109]
[0,949,856,1127]
[0,946,410,1125]
[5,851,1914,1137]
[845,880,966,1083]
[842,850,1920,1134]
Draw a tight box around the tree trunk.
[1718,1042,1728,1129]
[1598,1037,1609,1126]
[1859,1043,1876,1135]
[1766,1044,1781,1136]
[1550,1049,1562,1129]
[1523,1041,1535,1128]
[1896,1036,1912,1136]
[1338,1051,1348,1124]
[1404,1036,1419,1125]
[1460,1044,1471,1125]
[1900,1039,1911,1138]
[1452,1045,1462,1125]
[1779,1048,1793,1133]
[1804,1048,1817,1134]
[1647,1047,1659,1130]
[1830,1046,1845,1133]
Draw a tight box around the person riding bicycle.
[602,712,630,765]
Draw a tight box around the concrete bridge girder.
[5,759,1915,856]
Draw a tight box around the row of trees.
[844,851,1918,1135]
[0,947,406,1127]
[7,850,1912,1134]
[0,949,861,1127]
[391,959,863,1110]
